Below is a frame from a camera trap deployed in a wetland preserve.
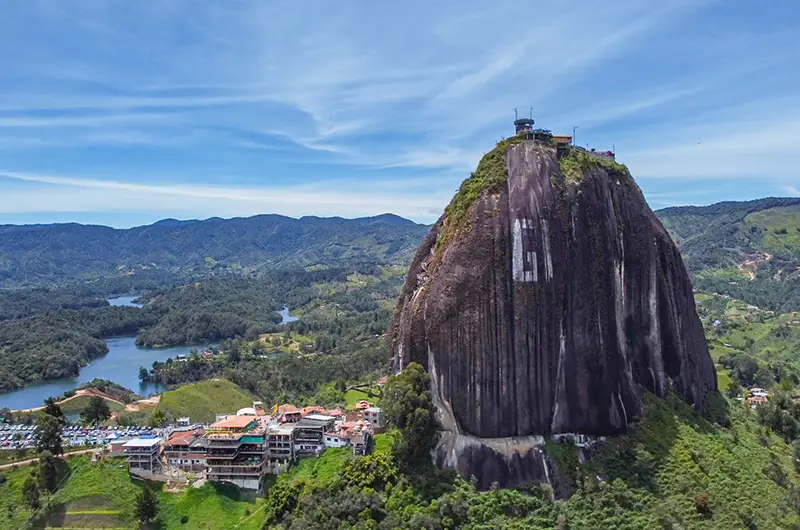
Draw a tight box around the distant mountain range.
[3,198,800,305]
[0,213,430,287]
[658,197,800,311]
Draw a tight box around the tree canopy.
[383,362,439,463]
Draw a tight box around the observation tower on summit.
[513,108,535,138]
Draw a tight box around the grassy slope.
[344,388,380,410]
[58,394,126,416]
[0,455,263,529]
[745,206,800,259]
[158,379,255,423]
[564,393,800,529]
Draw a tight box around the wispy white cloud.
[0,0,798,226]
[0,170,452,222]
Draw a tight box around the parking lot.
[0,423,165,450]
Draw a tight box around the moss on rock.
[436,135,524,252]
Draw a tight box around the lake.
[107,295,144,308]
[0,301,299,411]
[0,338,209,411]
[278,306,299,324]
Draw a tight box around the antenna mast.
[514,108,518,120]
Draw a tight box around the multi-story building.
[123,437,162,476]
[205,415,267,490]
[293,414,336,456]
[323,431,349,449]
[267,425,295,462]
[163,429,207,473]
[363,407,385,429]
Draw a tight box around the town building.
[267,425,295,462]
[323,431,350,449]
[363,407,385,429]
[205,415,267,490]
[177,417,191,427]
[277,405,302,423]
[352,433,370,456]
[123,437,163,476]
[293,414,336,456]
[163,429,207,473]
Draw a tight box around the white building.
[323,432,350,449]
[123,437,162,476]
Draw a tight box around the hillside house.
[164,429,206,473]
[363,407,385,429]
[123,437,163,476]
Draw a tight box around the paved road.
[0,448,96,471]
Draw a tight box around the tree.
[43,397,65,423]
[39,451,59,493]
[23,474,40,510]
[138,366,149,382]
[81,396,111,425]
[135,487,159,524]
[382,362,439,462]
[148,409,167,428]
[36,413,63,455]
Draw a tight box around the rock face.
[388,139,717,489]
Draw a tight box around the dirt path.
[0,448,95,471]
[12,388,132,414]
[125,394,160,412]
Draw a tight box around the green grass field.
[158,379,255,424]
[59,395,126,416]
[0,455,264,529]
[344,388,381,410]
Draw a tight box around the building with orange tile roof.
[164,429,206,473]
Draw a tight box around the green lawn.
[0,455,264,529]
[716,368,733,391]
[158,379,255,423]
[344,388,380,410]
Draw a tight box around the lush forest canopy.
[0,214,429,287]
[3,202,800,528]
[0,264,403,395]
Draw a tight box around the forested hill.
[656,197,800,311]
[0,213,430,287]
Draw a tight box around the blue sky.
[0,1,798,228]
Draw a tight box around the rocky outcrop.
[388,139,717,488]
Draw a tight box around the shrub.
[694,492,712,516]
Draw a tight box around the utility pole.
[572,126,579,146]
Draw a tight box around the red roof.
[211,416,257,429]
[301,406,328,417]
[164,431,196,447]
[278,404,299,414]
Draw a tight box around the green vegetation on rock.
[437,135,524,251]
[558,146,632,184]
